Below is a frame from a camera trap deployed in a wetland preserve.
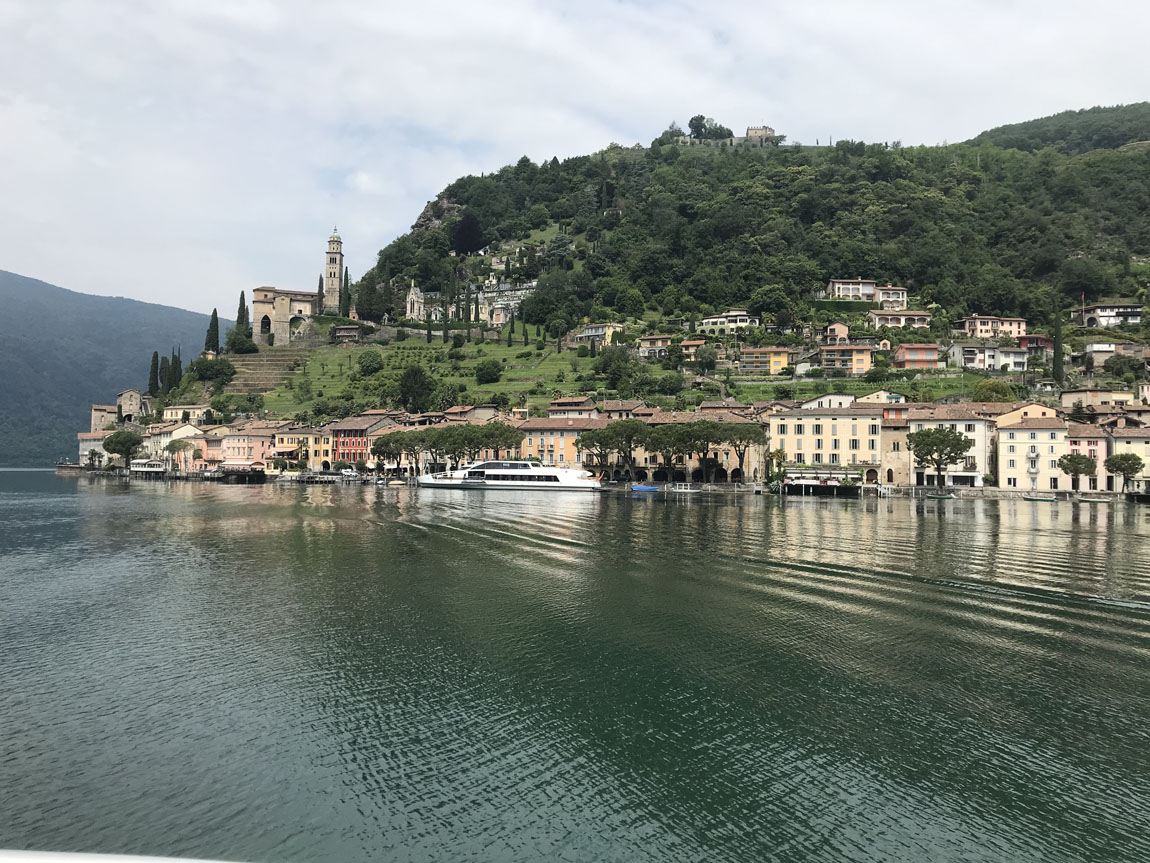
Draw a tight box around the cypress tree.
[159,355,171,395]
[236,291,248,334]
[205,309,220,354]
[148,351,160,396]
[316,274,325,315]
[426,313,433,343]
[1053,307,1065,384]
[339,267,351,317]
[442,313,449,343]
[523,323,528,345]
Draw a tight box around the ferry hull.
[416,477,602,492]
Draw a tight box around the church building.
[251,229,344,346]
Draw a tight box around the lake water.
[3,470,1150,862]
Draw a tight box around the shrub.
[577,345,590,357]
[475,358,503,384]
[394,328,408,342]
[357,351,384,376]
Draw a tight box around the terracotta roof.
[1067,423,1103,438]
[326,416,393,431]
[601,399,644,411]
[908,406,989,422]
[549,397,595,407]
[516,417,608,431]
[1109,427,1150,439]
[998,417,1068,430]
[773,406,884,418]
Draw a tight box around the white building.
[867,310,931,328]
[908,406,995,487]
[947,342,1028,372]
[997,417,1068,492]
[798,393,856,410]
[1077,302,1142,328]
[817,279,907,310]
[700,309,760,332]
[953,315,1028,339]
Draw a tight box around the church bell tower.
[323,227,343,314]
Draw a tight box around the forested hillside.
[354,106,1150,334]
[0,271,217,465]
[968,103,1150,154]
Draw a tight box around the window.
[891,441,900,452]
[849,439,860,450]
[795,424,804,435]
[830,453,840,465]
[812,424,823,435]
[832,439,840,450]
[869,439,876,451]
[1029,432,1037,440]
[965,424,975,432]
[1029,460,1037,471]
[1008,445,1015,454]
[794,454,805,464]
[869,424,879,435]
[1049,460,1057,469]
[815,439,823,450]
[1050,432,1057,440]
[813,454,823,464]
[1008,459,1016,468]
[777,424,787,436]
[1008,432,1015,440]
[915,423,924,432]
[1050,478,1059,490]
[1007,477,1017,487]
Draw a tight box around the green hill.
[0,271,220,466]
[353,109,1150,334]
[967,103,1150,154]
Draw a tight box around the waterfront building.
[770,405,885,482]
[142,422,202,459]
[76,431,110,465]
[223,421,291,471]
[518,417,606,468]
[953,315,1028,339]
[327,416,395,465]
[274,427,335,471]
[1067,423,1109,491]
[1107,426,1150,491]
[908,406,994,487]
[996,417,1069,492]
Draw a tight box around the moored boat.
[1022,495,1057,502]
[416,460,603,492]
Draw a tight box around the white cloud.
[0,0,1145,314]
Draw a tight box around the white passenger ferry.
[417,460,603,492]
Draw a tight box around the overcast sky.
[1,0,1146,315]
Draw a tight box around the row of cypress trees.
[147,348,183,397]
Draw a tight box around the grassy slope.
[260,325,985,418]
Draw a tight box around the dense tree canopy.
[353,105,1150,329]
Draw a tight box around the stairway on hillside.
[225,338,325,395]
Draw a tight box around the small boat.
[1022,495,1057,502]
[1077,496,1109,504]
[668,482,699,494]
[629,484,658,492]
[926,493,954,500]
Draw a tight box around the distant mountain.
[0,271,220,466]
[967,103,1150,154]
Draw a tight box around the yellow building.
[518,418,606,468]
[739,346,790,374]
[1108,427,1150,491]
[818,344,874,376]
[770,406,885,481]
[274,426,335,471]
[996,417,1068,492]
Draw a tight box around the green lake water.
[2,470,1150,862]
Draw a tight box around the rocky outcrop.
[411,196,461,233]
